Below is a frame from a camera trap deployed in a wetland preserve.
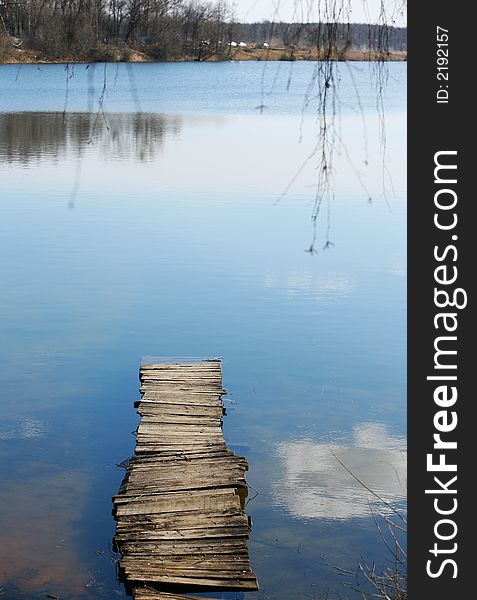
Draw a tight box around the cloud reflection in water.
[274,422,406,520]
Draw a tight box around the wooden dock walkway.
[113,360,258,598]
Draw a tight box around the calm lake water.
[0,61,406,599]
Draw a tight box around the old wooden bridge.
[113,359,258,599]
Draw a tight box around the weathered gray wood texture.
[113,361,258,598]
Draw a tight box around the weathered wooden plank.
[141,365,221,368]
[116,512,248,529]
[139,389,224,399]
[140,383,224,391]
[121,461,245,478]
[122,535,247,546]
[127,457,247,470]
[139,392,223,400]
[124,572,258,590]
[134,446,228,455]
[137,418,222,428]
[139,417,222,424]
[141,363,221,368]
[140,412,221,420]
[135,437,226,444]
[135,436,227,444]
[113,488,238,507]
[137,421,222,430]
[140,370,221,376]
[139,392,223,399]
[119,480,247,496]
[123,554,252,564]
[137,422,223,433]
[122,538,250,556]
[139,380,223,387]
[123,567,256,581]
[136,403,224,417]
[139,389,222,396]
[115,525,250,542]
[140,375,223,382]
[137,399,221,407]
[123,564,255,577]
[126,457,243,467]
[114,478,240,496]
[139,378,223,385]
[139,406,222,414]
[121,467,247,482]
[134,590,218,600]
[135,441,228,451]
[122,542,249,555]
[123,466,247,481]
[134,443,229,453]
[140,365,221,371]
[135,434,224,442]
[118,480,247,496]
[140,370,222,374]
[139,414,222,422]
[127,449,236,461]
[115,499,243,516]
[135,438,225,446]
[136,420,223,429]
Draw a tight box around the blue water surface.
[0,61,406,599]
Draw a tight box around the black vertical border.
[408,2,472,598]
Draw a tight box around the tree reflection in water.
[0,112,182,165]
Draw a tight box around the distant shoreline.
[2,45,406,65]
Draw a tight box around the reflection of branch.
[271,1,402,252]
[62,64,74,116]
[245,484,260,506]
[274,140,320,206]
[370,503,407,567]
[68,155,82,210]
[89,63,110,143]
[328,445,407,524]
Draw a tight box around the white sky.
[231,0,407,25]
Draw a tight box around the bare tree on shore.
[1,0,405,62]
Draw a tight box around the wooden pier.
[113,360,258,599]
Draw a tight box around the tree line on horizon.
[1,0,406,60]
